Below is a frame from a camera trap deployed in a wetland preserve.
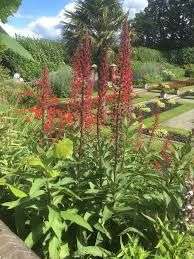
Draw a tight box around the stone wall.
[0,220,39,259]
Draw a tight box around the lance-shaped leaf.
[0,31,34,61]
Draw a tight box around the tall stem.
[78,84,85,160]
[114,89,122,182]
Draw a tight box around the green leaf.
[61,210,93,232]
[29,179,45,198]
[94,223,111,239]
[120,227,146,239]
[2,199,21,209]
[102,206,113,224]
[8,185,27,198]
[54,138,73,160]
[60,243,70,258]
[49,207,64,240]
[25,222,48,248]
[0,32,34,60]
[0,177,6,186]
[27,156,45,169]
[76,246,111,257]
[49,236,60,259]
[63,186,81,200]
[48,169,60,178]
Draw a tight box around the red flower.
[71,34,94,128]
[119,19,133,114]
[98,49,109,122]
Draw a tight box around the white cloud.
[2,0,147,39]
[0,2,68,39]
[14,11,35,20]
[0,21,40,38]
[123,0,148,18]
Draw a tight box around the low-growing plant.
[49,64,72,98]
[0,64,10,81]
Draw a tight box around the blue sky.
[1,0,147,39]
[8,0,69,26]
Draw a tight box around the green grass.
[134,93,157,104]
[144,102,194,129]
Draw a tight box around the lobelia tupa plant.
[1,18,194,259]
[96,48,109,140]
[112,18,133,175]
[70,34,94,158]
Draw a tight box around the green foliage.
[0,0,21,22]
[0,79,36,108]
[0,108,193,258]
[0,33,34,61]
[49,64,72,98]
[167,48,194,65]
[62,0,125,61]
[133,47,167,63]
[154,218,194,258]
[133,0,193,49]
[185,68,194,78]
[0,65,10,81]
[133,61,185,86]
[2,37,66,81]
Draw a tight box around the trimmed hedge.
[133,47,167,63]
[1,37,66,81]
[133,47,194,65]
[167,48,194,65]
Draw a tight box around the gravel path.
[163,109,194,130]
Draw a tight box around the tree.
[133,0,194,49]
[62,0,125,63]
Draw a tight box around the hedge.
[1,37,67,81]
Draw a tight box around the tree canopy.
[133,0,194,49]
[62,0,125,62]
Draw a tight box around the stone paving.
[163,109,194,130]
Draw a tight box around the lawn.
[134,93,157,103]
[144,101,194,130]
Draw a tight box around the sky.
[0,0,148,39]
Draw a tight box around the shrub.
[1,37,66,81]
[133,47,167,63]
[184,65,194,78]
[133,61,163,86]
[49,64,72,98]
[0,79,36,107]
[0,65,10,81]
[167,48,194,64]
[161,69,176,81]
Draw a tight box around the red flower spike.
[119,19,133,114]
[71,34,94,130]
[98,49,109,122]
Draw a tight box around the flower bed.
[135,99,180,119]
[143,127,191,143]
[179,89,194,98]
[147,79,194,94]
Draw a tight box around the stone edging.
[0,220,40,259]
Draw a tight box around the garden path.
[163,109,194,130]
